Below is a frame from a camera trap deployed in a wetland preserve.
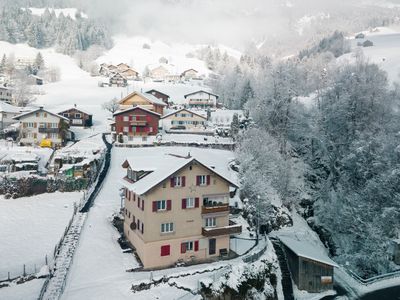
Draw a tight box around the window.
[197,175,207,186]
[205,217,216,228]
[161,245,170,256]
[171,176,185,187]
[186,198,195,208]
[123,116,129,122]
[63,113,69,117]
[123,126,129,133]
[157,200,166,211]
[161,222,174,233]
[39,123,46,128]
[27,122,34,128]
[181,241,199,253]
[50,123,58,128]
[185,241,193,251]
[75,113,81,118]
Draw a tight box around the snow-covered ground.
[340,26,400,83]
[0,191,82,280]
[0,278,45,300]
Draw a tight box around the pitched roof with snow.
[146,89,170,98]
[161,108,207,120]
[0,102,24,113]
[119,91,167,107]
[58,107,93,116]
[279,236,338,267]
[184,90,219,99]
[121,154,238,195]
[113,105,161,117]
[13,107,69,121]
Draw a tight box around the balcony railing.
[38,128,60,133]
[130,120,147,126]
[202,203,229,214]
[202,221,242,237]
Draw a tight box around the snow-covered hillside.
[97,35,241,75]
[339,27,400,82]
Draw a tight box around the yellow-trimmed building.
[121,154,241,269]
[119,91,166,115]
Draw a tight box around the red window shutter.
[170,177,175,187]
[152,201,157,212]
[133,193,136,201]
[195,197,199,208]
[161,245,170,256]
[146,115,151,122]
[196,176,200,186]
[182,176,186,187]
[129,115,132,121]
[182,198,187,209]
[181,243,186,254]
[136,127,140,133]
[129,126,132,133]
[136,115,140,121]
[167,199,172,211]
[194,241,199,252]
[207,175,211,185]
[137,197,140,208]
[141,199,144,211]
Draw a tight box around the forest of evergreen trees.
[0,5,112,55]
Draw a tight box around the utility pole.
[257,195,260,240]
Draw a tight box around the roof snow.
[121,154,238,195]
[0,102,24,114]
[119,91,167,107]
[279,236,338,267]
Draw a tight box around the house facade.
[150,65,170,80]
[145,89,170,105]
[121,155,241,269]
[181,69,198,80]
[109,72,127,87]
[184,90,219,109]
[0,86,12,103]
[14,107,70,147]
[121,68,139,80]
[161,108,207,131]
[119,91,166,115]
[112,106,160,141]
[59,106,93,127]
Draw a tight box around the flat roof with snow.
[279,236,338,267]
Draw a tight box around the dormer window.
[127,167,137,181]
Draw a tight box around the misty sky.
[81,0,399,48]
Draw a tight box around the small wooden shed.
[279,236,338,293]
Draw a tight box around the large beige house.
[119,91,166,115]
[13,107,70,147]
[161,108,207,131]
[121,154,241,269]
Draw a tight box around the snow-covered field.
[0,191,82,280]
[0,278,45,300]
[340,27,400,83]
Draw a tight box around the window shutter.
[196,176,200,186]
[170,177,175,187]
[34,122,37,128]
[133,193,136,201]
[137,197,140,208]
[141,223,144,234]
[181,243,186,254]
[206,175,211,185]
[161,245,170,256]
[141,199,144,211]
[194,241,199,252]
[167,199,172,211]
[195,198,199,208]
[136,127,140,133]
[129,126,132,133]
[182,198,187,209]
[152,201,157,212]
[182,176,186,187]
[146,115,151,122]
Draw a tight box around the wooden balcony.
[130,120,147,126]
[201,203,229,214]
[38,128,60,133]
[202,221,242,237]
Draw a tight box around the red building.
[112,106,160,141]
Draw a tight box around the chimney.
[39,106,43,110]
[74,103,77,108]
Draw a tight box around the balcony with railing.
[202,220,242,237]
[38,127,60,133]
[202,203,229,214]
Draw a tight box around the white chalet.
[184,90,219,109]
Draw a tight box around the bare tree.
[102,97,120,114]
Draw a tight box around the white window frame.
[157,200,167,211]
[123,126,129,133]
[186,197,195,208]
[205,217,216,228]
[75,113,81,118]
[161,222,174,233]
[184,241,194,251]
[123,116,129,122]
[174,176,182,187]
[199,175,207,186]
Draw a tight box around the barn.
[279,236,338,293]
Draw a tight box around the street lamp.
[119,187,125,211]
